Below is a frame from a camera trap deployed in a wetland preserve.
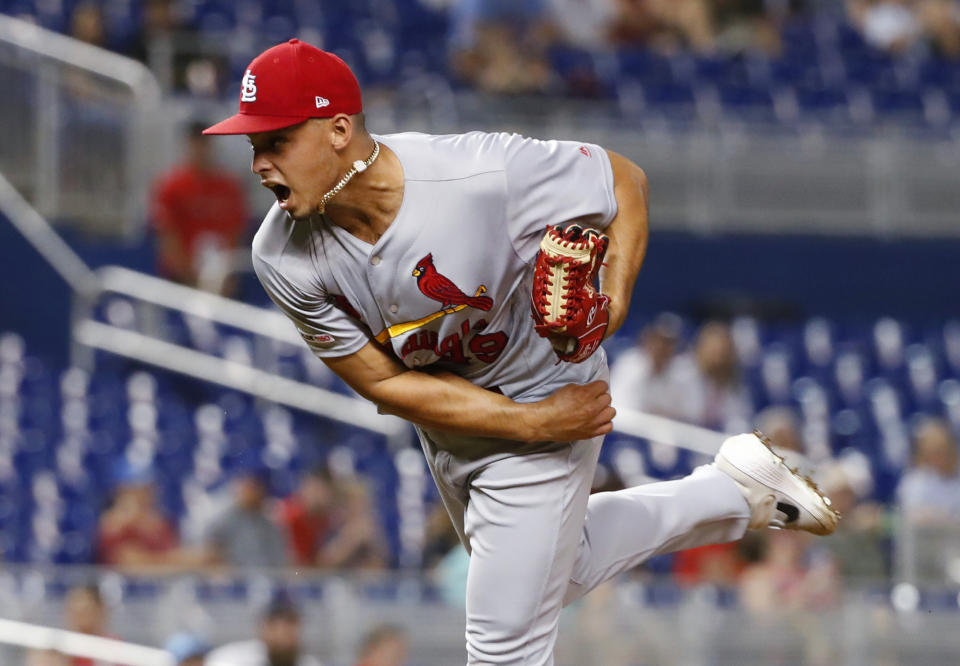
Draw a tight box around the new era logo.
[312,333,335,346]
[241,69,257,102]
[298,328,336,348]
[315,96,330,108]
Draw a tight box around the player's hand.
[524,380,615,442]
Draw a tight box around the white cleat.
[715,431,840,536]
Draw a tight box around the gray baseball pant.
[418,430,751,666]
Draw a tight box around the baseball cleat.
[715,431,840,536]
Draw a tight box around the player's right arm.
[324,340,615,445]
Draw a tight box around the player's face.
[248,120,339,220]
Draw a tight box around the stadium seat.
[617,49,676,87]
[549,47,615,99]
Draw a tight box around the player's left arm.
[598,150,649,339]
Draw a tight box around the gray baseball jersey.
[252,131,617,405]
[252,131,751,665]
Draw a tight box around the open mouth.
[271,184,291,203]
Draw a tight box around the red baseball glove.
[531,224,610,363]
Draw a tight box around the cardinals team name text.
[400,318,507,365]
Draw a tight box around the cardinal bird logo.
[374,253,494,344]
[412,254,493,311]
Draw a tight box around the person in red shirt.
[63,585,116,666]
[150,121,249,294]
[672,542,746,587]
[96,461,179,571]
[277,465,335,567]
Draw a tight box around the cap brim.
[202,113,310,135]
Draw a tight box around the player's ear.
[328,113,354,153]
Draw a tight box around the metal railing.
[0,619,173,666]
[0,567,958,666]
[71,267,410,445]
[0,13,163,237]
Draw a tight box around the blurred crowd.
[14,0,960,99]
[48,312,957,657]
[92,455,388,574]
[448,0,803,94]
[605,313,960,608]
[25,586,408,666]
[847,0,960,57]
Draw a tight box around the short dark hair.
[358,623,406,655]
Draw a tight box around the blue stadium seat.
[770,55,825,89]
[617,80,698,125]
[617,49,676,86]
[781,20,818,60]
[794,83,851,122]
[645,81,698,108]
[918,58,960,92]
[870,88,927,124]
[835,22,870,58]
[549,47,615,99]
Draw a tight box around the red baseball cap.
[203,39,362,135]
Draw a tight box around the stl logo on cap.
[241,69,258,102]
[203,40,363,135]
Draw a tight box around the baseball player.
[205,39,839,666]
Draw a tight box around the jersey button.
[389,304,398,314]
[370,255,381,266]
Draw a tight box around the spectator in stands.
[847,0,960,58]
[96,459,180,571]
[125,0,227,96]
[607,0,715,52]
[738,530,840,663]
[277,465,335,567]
[125,0,182,64]
[354,624,408,666]
[897,417,960,523]
[690,321,753,433]
[150,121,249,295]
[711,0,783,55]
[62,585,119,666]
[165,631,211,666]
[422,503,462,570]
[546,0,618,50]
[25,650,67,666]
[201,457,290,568]
[69,1,107,49]
[672,541,745,587]
[816,461,888,581]
[755,405,803,453]
[449,0,555,94]
[609,312,700,423]
[739,530,839,613]
[753,405,819,478]
[205,592,322,666]
[315,478,390,570]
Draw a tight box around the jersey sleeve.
[502,135,618,263]
[253,244,372,359]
